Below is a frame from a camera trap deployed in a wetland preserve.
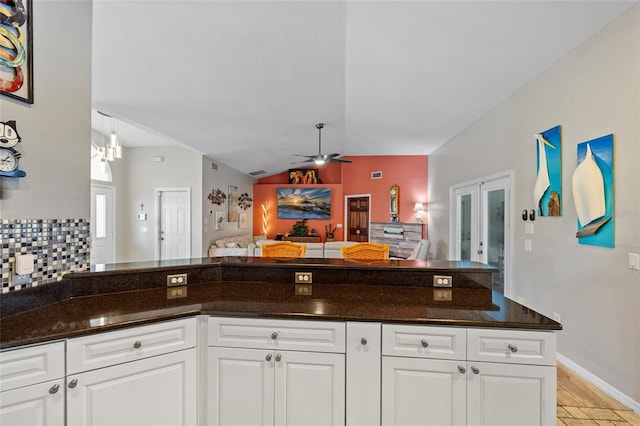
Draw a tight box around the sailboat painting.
[533,125,562,216]
[572,134,614,248]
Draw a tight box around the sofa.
[208,238,423,259]
[208,234,266,257]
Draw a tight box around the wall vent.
[249,170,266,176]
[211,162,218,171]
[371,171,382,179]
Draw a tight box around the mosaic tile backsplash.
[1,219,91,293]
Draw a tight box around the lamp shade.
[413,202,425,212]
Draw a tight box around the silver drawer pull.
[265,353,272,361]
[457,365,466,374]
[471,366,480,375]
[361,337,368,346]
[507,344,518,353]
[49,384,60,394]
[271,332,278,340]
[420,339,429,348]
[68,378,78,389]
[275,354,282,362]
[133,340,142,349]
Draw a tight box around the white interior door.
[90,185,115,265]
[450,173,511,295]
[157,188,191,261]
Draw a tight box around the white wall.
[201,157,256,255]
[1,1,92,219]
[428,5,640,403]
[114,145,203,262]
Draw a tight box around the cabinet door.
[346,322,381,426]
[207,347,275,426]
[67,349,196,426]
[275,351,345,426]
[382,357,466,426]
[0,379,65,426]
[466,361,556,426]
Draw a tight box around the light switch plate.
[629,253,640,270]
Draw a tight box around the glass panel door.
[451,174,511,296]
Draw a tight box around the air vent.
[371,171,382,179]
[211,162,218,171]
[249,170,266,176]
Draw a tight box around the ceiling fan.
[293,123,352,166]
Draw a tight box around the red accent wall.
[341,155,428,223]
[252,155,427,240]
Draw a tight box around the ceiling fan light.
[314,158,326,166]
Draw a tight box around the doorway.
[155,188,191,260]
[345,195,370,242]
[450,172,512,295]
[90,184,116,265]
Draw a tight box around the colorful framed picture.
[573,134,614,248]
[277,187,331,219]
[1,0,34,104]
[533,125,562,216]
[288,169,320,184]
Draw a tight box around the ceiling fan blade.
[290,158,315,164]
[329,157,352,163]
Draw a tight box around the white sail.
[572,143,605,227]
[533,135,550,211]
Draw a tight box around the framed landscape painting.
[277,187,331,219]
[1,0,34,104]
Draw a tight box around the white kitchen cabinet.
[207,316,346,426]
[382,324,557,426]
[0,378,65,426]
[346,321,381,426]
[466,361,555,426]
[0,341,65,426]
[66,318,198,426]
[382,356,466,426]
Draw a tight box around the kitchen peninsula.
[1,257,561,426]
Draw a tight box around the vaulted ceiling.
[91,1,636,177]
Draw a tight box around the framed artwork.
[1,0,34,104]
[277,187,331,219]
[572,134,614,248]
[215,211,225,231]
[533,125,562,216]
[227,185,238,222]
[238,213,247,229]
[288,168,320,184]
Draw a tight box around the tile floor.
[557,364,640,425]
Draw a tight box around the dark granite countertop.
[0,258,561,350]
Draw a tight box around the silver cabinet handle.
[49,384,60,394]
[133,340,142,349]
[457,365,466,374]
[68,378,78,389]
[271,332,278,340]
[471,366,480,375]
[275,354,282,362]
[420,339,429,348]
[265,353,272,361]
[507,344,518,353]
[361,337,368,346]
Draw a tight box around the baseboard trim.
[557,352,640,413]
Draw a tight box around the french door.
[450,173,511,295]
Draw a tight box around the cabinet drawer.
[0,341,65,392]
[67,318,196,374]
[208,317,346,353]
[382,324,466,360]
[467,328,556,366]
